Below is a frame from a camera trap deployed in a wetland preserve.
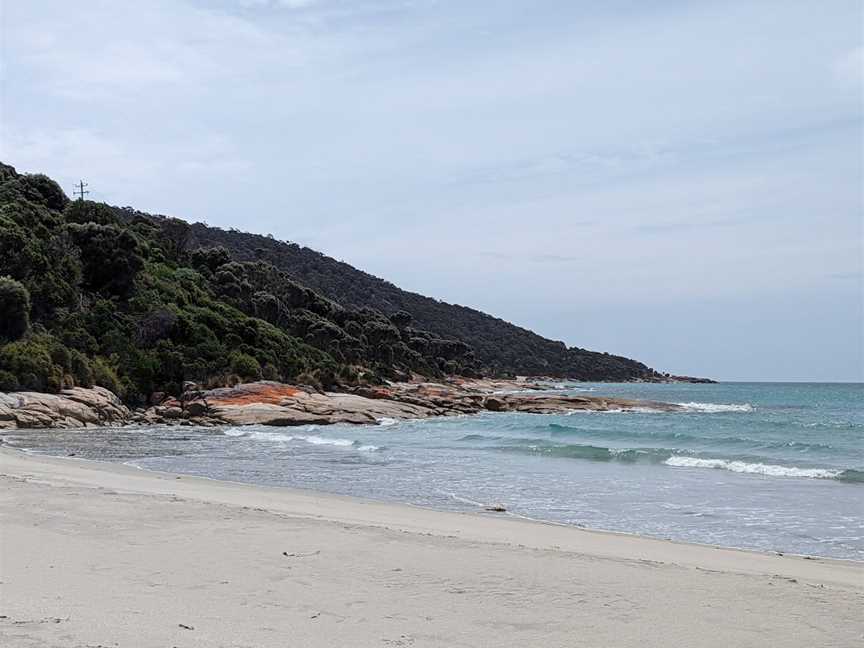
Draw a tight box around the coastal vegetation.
[179,219,661,380]
[0,162,661,404]
[0,163,479,403]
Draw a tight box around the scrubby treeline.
[175,213,662,381]
[0,163,477,403]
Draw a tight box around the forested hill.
[0,162,666,402]
[0,163,481,403]
[179,218,661,382]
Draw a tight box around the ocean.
[4,382,862,560]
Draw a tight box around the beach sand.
[1,446,861,647]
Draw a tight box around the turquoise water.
[5,382,863,559]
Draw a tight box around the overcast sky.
[2,0,862,381]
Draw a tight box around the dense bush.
[178,212,661,380]
[66,222,143,297]
[0,164,347,399]
[0,276,30,341]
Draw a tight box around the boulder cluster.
[0,386,129,429]
[0,379,681,430]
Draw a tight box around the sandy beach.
[1,446,861,648]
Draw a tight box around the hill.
[178,221,664,381]
[0,163,481,404]
[0,162,672,406]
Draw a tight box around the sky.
[2,0,862,381]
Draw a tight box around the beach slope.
[1,447,861,647]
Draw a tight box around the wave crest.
[677,402,754,413]
[664,456,842,479]
[223,428,379,452]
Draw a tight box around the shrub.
[18,174,69,211]
[0,336,54,391]
[91,357,123,397]
[229,352,261,381]
[0,369,19,391]
[65,200,119,225]
[69,349,94,387]
[66,223,143,297]
[0,276,30,341]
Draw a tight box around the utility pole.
[73,180,89,201]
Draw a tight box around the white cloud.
[7,1,283,99]
[4,0,862,378]
[834,46,864,86]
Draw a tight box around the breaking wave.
[223,428,379,452]
[677,402,754,413]
[665,456,864,482]
[492,439,861,482]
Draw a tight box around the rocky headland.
[0,379,682,430]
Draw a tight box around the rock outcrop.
[0,387,130,430]
[0,379,682,431]
[132,379,681,427]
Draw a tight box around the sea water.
[5,382,862,560]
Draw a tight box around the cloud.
[7,1,281,99]
[5,0,862,378]
[278,0,321,7]
[834,46,864,86]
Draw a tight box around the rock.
[483,397,507,412]
[485,504,507,512]
[183,400,209,417]
[0,377,683,431]
[0,386,130,429]
[156,406,182,419]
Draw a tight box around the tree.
[18,174,69,212]
[158,217,191,262]
[191,246,231,273]
[0,276,30,341]
[66,223,143,297]
[65,200,119,225]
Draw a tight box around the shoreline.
[2,446,862,647]
[4,446,863,576]
[10,444,864,565]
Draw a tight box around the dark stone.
[184,400,208,417]
[484,397,506,412]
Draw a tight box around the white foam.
[377,417,398,426]
[564,407,664,415]
[232,429,377,451]
[357,444,380,453]
[677,402,754,413]
[665,456,840,479]
[246,430,295,442]
[292,434,353,447]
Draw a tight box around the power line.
[73,180,89,201]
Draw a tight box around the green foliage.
[0,369,20,391]
[0,276,30,341]
[66,223,143,297]
[0,160,657,404]
[191,246,231,273]
[90,357,123,396]
[183,213,658,380]
[230,352,262,381]
[0,335,57,391]
[65,200,119,225]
